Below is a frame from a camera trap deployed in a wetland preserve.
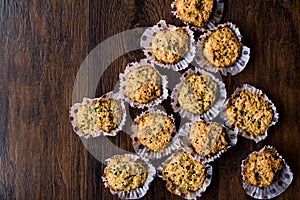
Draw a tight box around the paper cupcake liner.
[171,67,227,121]
[157,148,213,199]
[131,108,181,160]
[171,0,224,31]
[178,120,238,163]
[241,145,293,199]
[220,84,279,143]
[69,91,127,138]
[195,22,250,76]
[119,59,168,109]
[102,154,156,199]
[140,20,196,71]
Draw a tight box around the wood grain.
[0,0,299,199]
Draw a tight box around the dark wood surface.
[0,0,299,199]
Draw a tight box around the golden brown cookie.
[136,114,174,151]
[125,66,162,104]
[203,26,241,67]
[162,151,206,194]
[189,121,228,157]
[174,0,214,28]
[152,29,190,64]
[76,98,123,134]
[226,89,274,137]
[243,148,284,187]
[178,74,218,114]
[104,155,149,192]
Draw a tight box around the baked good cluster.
[70,0,293,199]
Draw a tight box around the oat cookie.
[178,74,218,114]
[226,89,274,137]
[152,29,190,64]
[76,98,123,134]
[136,114,175,151]
[174,0,214,28]
[104,155,149,192]
[189,121,228,157]
[162,151,206,194]
[203,26,241,67]
[125,66,162,104]
[243,148,284,187]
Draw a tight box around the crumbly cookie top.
[178,74,218,114]
[152,29,190,64]
[162,151,206,194]
[125,66,162,104]
[76,98,122,134]
[226,89,274,137]
[189,121,228,157]
[104,155,149,192]
[243,148,284,188]
[203,26,241,67]
[136,114,174,151]
[174,0,214,28]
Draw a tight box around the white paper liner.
[119,59,168,109]
[157,148,213,199]
[140,20,196,71]
[69,91,127,138]
[220,84,279,143]
[195,22,250,76]
[178,120,238,163]
[130,108,181,160]
[171,67,227,121]
[102,154,156,199]
[241,145,293,199]
[171,0,224,31]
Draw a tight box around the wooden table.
[0,0,299,199]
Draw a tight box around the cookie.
[136,114,175,151]
[125,65,162,104]
[174,0,214,28]
[152,29,190,64]
[162,151,207,194]
[226,89,274,137]
[203,26,241,67]
[243,148,284,187]
[178,74,218,114]
[104,155,149,192]
[189,121,228,157]
[76,98,123,134]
